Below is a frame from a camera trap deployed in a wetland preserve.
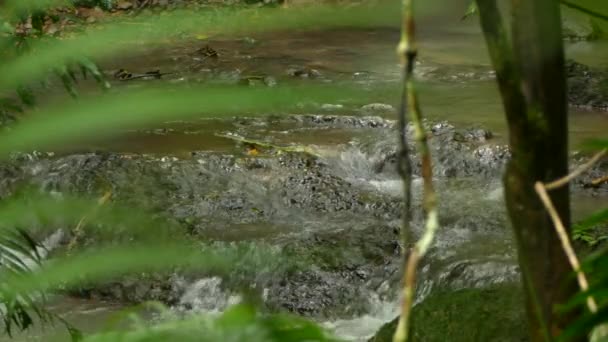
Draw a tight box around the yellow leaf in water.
[246,147,259,156]
[195,34,209,40]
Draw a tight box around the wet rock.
[75,273,184,304]
[371,123,507,179]
[288,115,394,129]
[417,65,496,83]
[360,103,395,115]
[215,69,242,84]
[266,270,370,317]
[566,60,608,110]
[2,116,603,321]
[369,284,526,342]
[287,67,322,79]
[263,76,277,87]
[571,154,608,196]
[116,1,134,10]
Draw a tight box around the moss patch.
[370,284,527,342]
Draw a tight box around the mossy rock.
[370,284,527,342]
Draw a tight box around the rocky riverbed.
[2,4,607,339]
[2,114,606,340]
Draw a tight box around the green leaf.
[461,1,478,21]
[31,10,46,34]
[0,191,182,247]
[574,208,608,233]
[16,85,35,107]
[561,0,608,23]
[55,65,78,98]
[0,244,231,298]
[0,84,372,158]
[80,303,338,342]
[77,57,109,89]
[0,98,24,113]
[582,139,608,150]
[560,305,608,341]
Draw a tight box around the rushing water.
[8,12,608,342]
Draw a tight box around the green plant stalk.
[392,0,439,340]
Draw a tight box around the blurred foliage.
[560,245,608,341]
[0,0,110,117]
[0,0,396,338]
[573,209,608,247]
[84,303,338,342]
[0,228,52,336]
[72,0,115,10]
[0,83,377,157]
[0,0,604,340]
[463,0,608,36]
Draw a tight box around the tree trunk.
[476,0,578,340]
[508,0,575,340]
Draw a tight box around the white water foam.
[323,292,399,342]
[177,277,241,315]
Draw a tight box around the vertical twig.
[67,191,112,252]
[393,0,439,341]
[396,0,413,252]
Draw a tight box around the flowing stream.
[5,11,608,342]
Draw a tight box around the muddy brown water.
[40,24,605,155]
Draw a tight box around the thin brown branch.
[535,182,598,313]
[67,191,112,252]
[393,249,419,342]
[545,149,607,190]
[393,0,415,337]
[591,175,608,187]
[535,147,607,314]
[393,0,439,340]
[395,0,414,253]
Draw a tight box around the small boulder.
[360,103,396,114]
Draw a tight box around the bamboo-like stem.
[392,0,438,340]
[535,182,598,312]
[545,149,606,190]
[395,0,413,250]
